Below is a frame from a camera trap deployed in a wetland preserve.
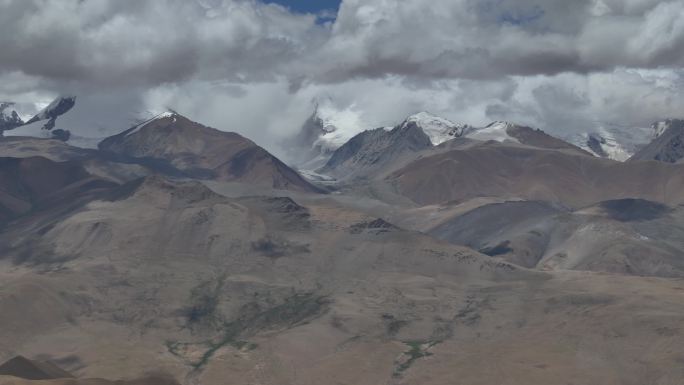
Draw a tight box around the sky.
[1,0,683,159]
[264,0,341,19]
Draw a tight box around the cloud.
[485,69,684,134]
[0,0,323,86]
[1,0,683,159]
[2,0,683,86]
[304,0,684,83]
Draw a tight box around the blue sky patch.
[263,0,341,22]
[498,5,545,26]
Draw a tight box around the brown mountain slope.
[0,355,177,385]
[1,175,684,384]
[0,157,117,224]
[387,142,684,208]
[0,356,73,380]
[428,199,684,278]
[505,124,593,156]
[98,113,322,193]
[0,175,530,384]
[0,374,178,385]
[0,137,156,185]
[0,138,89,162]
[0,377,175,385]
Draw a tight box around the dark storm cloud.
[0,0,322,87]
[306,0,684,83]
[1,0,683,88]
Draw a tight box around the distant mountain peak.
[560,124,653,162]
[3,96,78,143]
[0,102,24,131]
[99,114,322,192]
[25,96,76,125]
[123,111,182,137]
[582,131,631,161]
[400,112,470,145]
[485,121,516,129]
[465,121,521,143]
[320,118,433,180]
[630,119,684,163]
[287,102,369,169]
[652,119,684,139]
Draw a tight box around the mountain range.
[1,96,684,385]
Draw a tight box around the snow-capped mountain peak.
[2,96,103,148]
[124,111,178,137]
[4,96,77,142]
[25,96,76,124]
[0,102,24,131]
[400,112,470,145]
[562,124,653,162]
[313,103,367,152]
[1,95,177,149]
[464,121,520,143]
[630,119,684,163]
[652,119,680,139]
[583,131,630,161]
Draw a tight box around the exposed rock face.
[586,133,609,157]
[287,109,337,169]
[0,103,24,132]
[321,123,432,179]
[24,97,76,126]
[630,119,684,163]
[2,97,77,144]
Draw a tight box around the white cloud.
[1,0,683,159]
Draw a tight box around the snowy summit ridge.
[124,111,179,137]
[400,112,470,145]
[25,96,76,124]
[0,102,24,131]
[464,121,521,143]
[4,96,77,143]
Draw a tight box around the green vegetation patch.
[169,292,329,372]
[393,340,437,377]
